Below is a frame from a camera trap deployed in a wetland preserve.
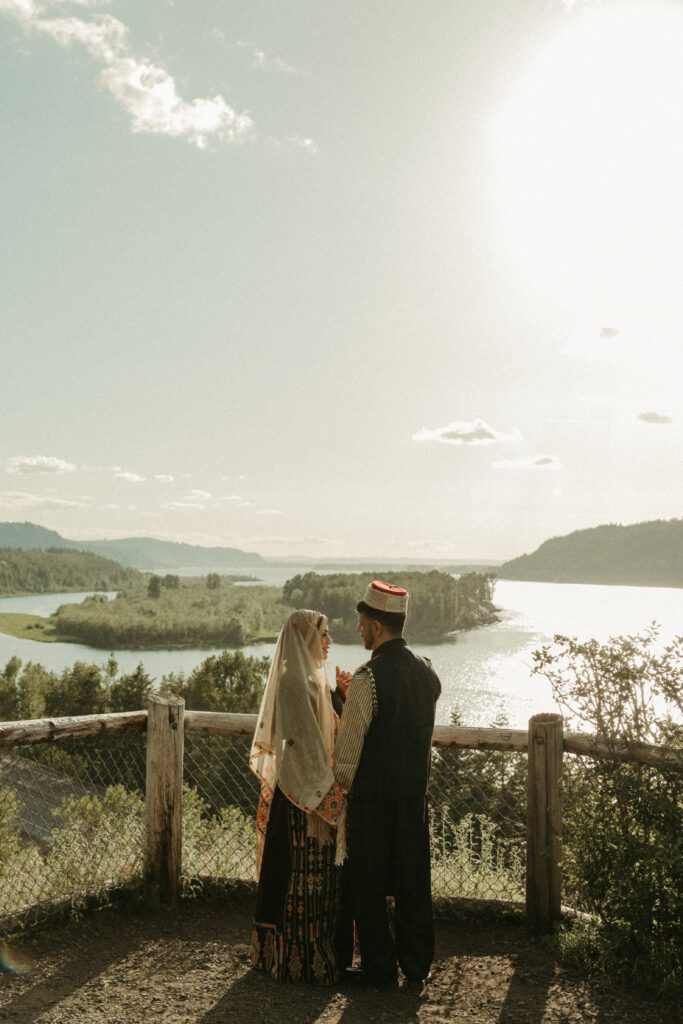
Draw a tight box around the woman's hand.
[335,666,353,696]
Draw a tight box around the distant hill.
[0,522,70,550]
[498,519,683,588]
[0,522,265,571]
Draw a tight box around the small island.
[0,567,498,650]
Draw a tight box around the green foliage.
[0,649,270,723]
[53,576,287,648]
[534,628,683,1000]
[429,710,526,903]
[0,656,22,720]
[43,662,108,718]
[181,784,255,883]
[46,785,145,892]
[533,626,683,744]
[282,570,497,641]
[0,789,23,871]
[0,546,140,596]
[173,650,270,713]
[107,663,154,713]
[206,573,221,590]
[430,810,525,901]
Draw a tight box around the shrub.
[533,627,683,1000]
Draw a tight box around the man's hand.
[335,666,353,696]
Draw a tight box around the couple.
[248,580,442,990]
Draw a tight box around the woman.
[249,609,346,983]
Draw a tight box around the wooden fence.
[1,694,681,934]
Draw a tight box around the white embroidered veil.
[249,609,336,814]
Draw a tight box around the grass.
[0,613,73,644]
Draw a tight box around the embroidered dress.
[251,786,342,983]
[248,609,346,984]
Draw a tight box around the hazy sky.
[1,0,681,560]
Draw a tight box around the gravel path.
[0,896,677,1024]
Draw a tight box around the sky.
[1,0,681,561]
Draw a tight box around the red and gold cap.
[360,580,409,614]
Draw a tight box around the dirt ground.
[0,895,678,1024]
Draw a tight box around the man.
[334,580,441,991]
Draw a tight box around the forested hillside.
[0,547,140,596]
[0,521,264,571]
[282,570,497,641]
[498,518,683,587]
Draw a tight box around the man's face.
[357,612,377,651]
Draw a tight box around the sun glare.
[493,3,683,368]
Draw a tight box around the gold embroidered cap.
[360,580,409,614]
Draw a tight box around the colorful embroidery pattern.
[315,782,344,825]
[251,802,341,984]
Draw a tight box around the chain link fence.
[182,733,258,887]
[0,713,615,934]
[0,734,146,931]
[181,731,527,905]
[429,743,526,904]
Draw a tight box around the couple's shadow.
[196,966,422,1024]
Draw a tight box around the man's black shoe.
[342,967,398,988]
[403,972,432,996]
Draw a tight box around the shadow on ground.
[0,896,676,1024]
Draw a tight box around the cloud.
[154,474,174,482]
[495,455,561,472]
[2,3,254,148]
[256,508,282,515]
[637,411,673,425]
[115,471,145,482]
[5,454,77,475]
[220,494,243,502]
[599,326,619,338]
[412,419,520,446]
[493,455,561,471]
[185,489,212,501]
[288,136,318,154]
[237,40,302,75]
[0,490,88,509]
[162,501,206,511]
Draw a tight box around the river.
[0,579,680,727]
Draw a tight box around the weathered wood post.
[526,712,563,934]
[144,693,184,905]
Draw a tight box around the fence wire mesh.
[0,734,146,931]
[182,732,527,904]
[429,743,526,903]
[0,719,532,933]
[182,733,259,886]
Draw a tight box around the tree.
[206,573,221,590]
[0,657,22,720]
[174,651,270,713]
[44,662,107,717]
[108,663,153,712]
[147,575,162,598]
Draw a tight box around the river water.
[0,578,680,728]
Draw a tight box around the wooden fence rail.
[1,703,681,934]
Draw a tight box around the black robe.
[346,637,441,983]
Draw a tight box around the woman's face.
[321,628,332,661]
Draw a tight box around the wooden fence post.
[526,712,563,934]
[144,693,184,905]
